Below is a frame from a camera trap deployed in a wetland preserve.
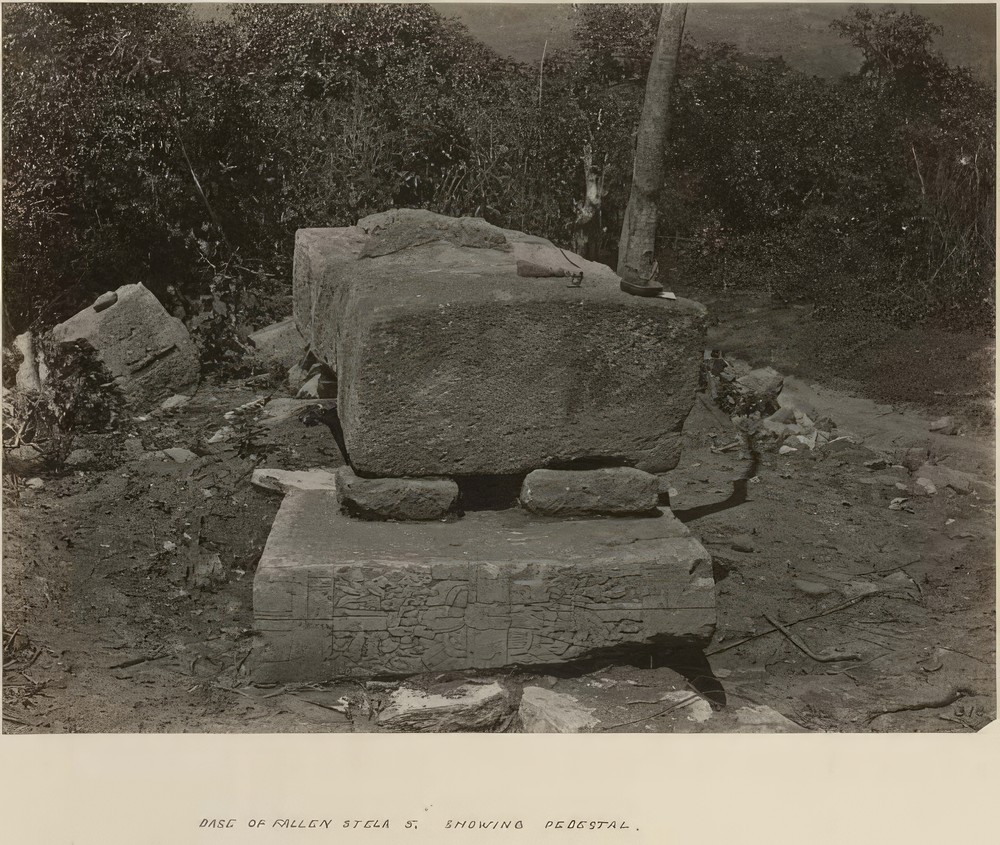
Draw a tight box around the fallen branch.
[707,592,883,656]
[763,612,861,663]
[865,687,975,724]
[597,693,703,731]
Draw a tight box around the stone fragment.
[929,416,957,435]
[376,682,515,732]
[334,466,458,521]
[92,291,118,312]
[163,447,198,463]
[3,444,45,475]
[65,448,96,468]
[915,463,979,495]
[249,317,305,370]
[736,367,784,402]
[251,492,715,681]
[260,398,337,427]
[778,445,797,455]
[13,332,42,393]
[899,447,930,472]
[50,283,200,409]
[251,468,339,495]
[23,477,45,490]
[730,534,755,553]
[519,686,599,733]
[159,394,191,411]
[293,211,706,476]
[123,438,146,458]
[792,579,833,596]
[519,467,659,516]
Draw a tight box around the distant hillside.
[433,2,996,81]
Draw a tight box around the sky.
[188,3,997,82]
[432,3,997,80]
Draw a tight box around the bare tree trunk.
[572,142,605,260]
[617,3,687,293]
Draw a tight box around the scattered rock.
[251,468,339,495]
[50,282,200,410]
[915,463,980,495]
[64,448,97,468]
[376,682,515,732]
[778,445,797,455]
[260,398,337,427]
[5,444,47,475]
[159,394,191,412]
[334,466,460,521]
[163,447,198,464]
[898,447,930,472]
[730,534,755,553]
[123,438,146,458]
[23,477,45,490]
[518,686,600,733]
[889,497,912,512]
[13,332,43,393]
[92,291,119,312]
[248,317,305,370]
[206,427,233,444]
[929,416,957,435]
[737,367,784,402]
[864,458,889,470]
[792,578,833,597]
[519,467,659,517]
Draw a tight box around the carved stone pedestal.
[251,491,715,682]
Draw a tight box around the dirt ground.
[2,291,995,733]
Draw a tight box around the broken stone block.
[519,467,658,516]
[249,318,305,370]
[519,686,599,733]
[376,681,515,732]
[50,283,199,410]
[251,467,339,495]
[737,367,784,402]
[163,447,198,463]
[293,211,706,476]
[334,466,459,521]
[251,491,715,682]
[64,448,97,468]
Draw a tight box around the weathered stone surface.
[13,332,42,393]
[293,211,706,476]
[92,291,118,312]
[249,317,305,370]
[737,367,784,402]
[519,686,599,733]
[252,467,339,495]
[252,491,715,681]
[50,283,199,409]
[376,681,515,732]
[163,447,198,463]
[334,466,459,521]
[520,467,659,516]
[65,448,97,468]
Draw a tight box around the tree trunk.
[617,3,687,289]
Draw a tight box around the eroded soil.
[3,296,995,733]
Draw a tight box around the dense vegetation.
[2,3,994,359]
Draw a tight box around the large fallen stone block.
[293,210,706,476]
[252,491,715,682]
[520,467,659,516]
[50,283,199,409]
[376,681,516,732]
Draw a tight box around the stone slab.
[335,466,459,521]
[249,317,305,370]
[252,491,715,682]
[292,212,706,476]
[50,282,200,409]
[520,467,659,516]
